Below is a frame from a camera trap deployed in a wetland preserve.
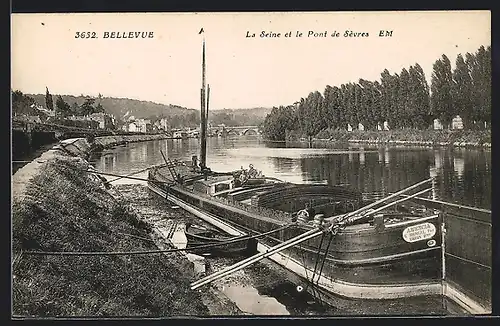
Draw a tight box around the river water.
[94,136,491,209]
[90,136,491,316]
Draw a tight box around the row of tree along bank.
[310,129,491,148]
[12,138,242,317]
[262,45,491,142]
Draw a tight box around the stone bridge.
[210,125,260,136]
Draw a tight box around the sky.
[11,11,490,110]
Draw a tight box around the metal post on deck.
[430,169,437,200]
[440,212,447,309]
[441,214,446,282]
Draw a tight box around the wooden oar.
[325,177,433,223]
[358,187,432,220]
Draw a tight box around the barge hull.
[147,181,442,300]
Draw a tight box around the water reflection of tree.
[295,148,490,209]
[443,149,491,208]
[299,150,432,194]
[267,157,297,173]
[95,139,490,209]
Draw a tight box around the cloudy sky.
[11,11,490,110]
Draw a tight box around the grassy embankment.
[12,148,210,317]
[314,129,491,147]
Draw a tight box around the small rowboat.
[185,224,258,257]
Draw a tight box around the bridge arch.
[241,128,260,135]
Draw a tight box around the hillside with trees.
[15,92,271,129]
[26,94,197,120]
[262,45,491,141]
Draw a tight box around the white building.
[383,121,390,131]
[128,122,139,132]
[452,115,464,130]
[159,118,168,131]
[433,119,444,130]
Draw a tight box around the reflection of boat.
[185,224,258,257]
[147,35,443,301]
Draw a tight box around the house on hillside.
[32,103,55,117]
[131,119,152,133]
[144,119,152,133]
[433,119,444,130]
[89,112,114,130]
[452,115,464,130]
[377,121,390,131]
[159,118,168,131]
[16,115,42,124]
[128,122,139,133]
[358,123,365,131]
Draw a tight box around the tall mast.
[199,37,208,170]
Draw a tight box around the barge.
[148,163,442,299]
[147,35,444,300]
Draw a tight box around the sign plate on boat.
[402,222,436,243]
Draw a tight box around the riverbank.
[92,133,171,149]
[12,133,172,175]
[309,129,491,148]
[11,138,242,317]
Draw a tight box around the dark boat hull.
[185,231,258,257]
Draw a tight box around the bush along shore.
[311,129,491,148]
[12,135,242,317]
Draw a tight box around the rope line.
[21,224,293,257]
[315,232,334,285]
[311,232,326,283]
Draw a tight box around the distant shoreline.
[285,129,492,149]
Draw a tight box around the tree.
[389,73,401,128]
[430,54,454,128]
[451,54,474,129]
[261,105,298,141]
[380,70,401,129]
[55,95,71,118]
[80,98,96,116]
[470,45,491,127]
[323,85,344,129]
[95,103,105,113]
[411,63,431,129]
[301,91,326,140]
[483,46,491,126]
[397,68,411,128]
[45,87,54,111]
[358,79,382,129]
[70,102,80,116]
[12,90,36,116]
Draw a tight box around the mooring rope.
[311,232,326,283]
[314,232,335,285]
[21,224,294,257]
